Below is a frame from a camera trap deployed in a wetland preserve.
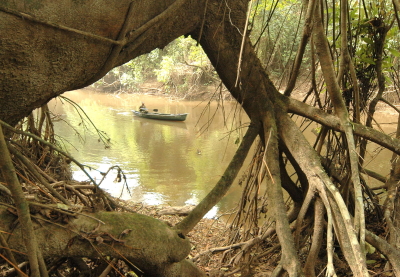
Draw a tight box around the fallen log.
[0,208,205,277]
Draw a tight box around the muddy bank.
[89,80,234,101]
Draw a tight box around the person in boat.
[139,102,148,113]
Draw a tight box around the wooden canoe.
[132,110,188,121]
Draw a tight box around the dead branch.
[0,119,97,186]
[365,230,400,275]
[0,127,46,277]
[7,144,70,205]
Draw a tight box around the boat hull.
[132,110,188,121]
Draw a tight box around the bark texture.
[0,0,203,125]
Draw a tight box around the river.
[49,89,247,217]
[49,89,398,217]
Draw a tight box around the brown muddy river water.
[50,89,248,217]
[49,89,398,217]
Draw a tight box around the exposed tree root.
[2,1,400,276]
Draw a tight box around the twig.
[0,119,98,187]
[0,261,28,277]
[98,258,117,277]
[262,130,275,184]
[0,233,26,277]
[7,144,71,205]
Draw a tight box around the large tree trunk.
[0,0,203,125]
[189,0,373,275]
[190,1,304,275]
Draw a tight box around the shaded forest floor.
[113,197,389,277]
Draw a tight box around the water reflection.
[49,90,397,217]
[49,89,246,216]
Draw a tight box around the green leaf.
[360,57,376,65]
[365,242,376,254]
[57,203,69,210]
[361,37,374,44]
[389,48,400,57]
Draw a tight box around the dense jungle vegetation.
[2,0,400,276]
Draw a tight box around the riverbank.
[89,80,233,101]
[89,79,234,101]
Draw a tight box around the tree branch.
[287,98,400,155]
[284,0,317,96]
[365,230,400,275]
[7,144,71,206]
[175,122,260,235]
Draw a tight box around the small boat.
[132,110,188,121]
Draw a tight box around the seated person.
[139,102,148,112]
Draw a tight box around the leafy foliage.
[94,36,217,97]
[250,0,304,82]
